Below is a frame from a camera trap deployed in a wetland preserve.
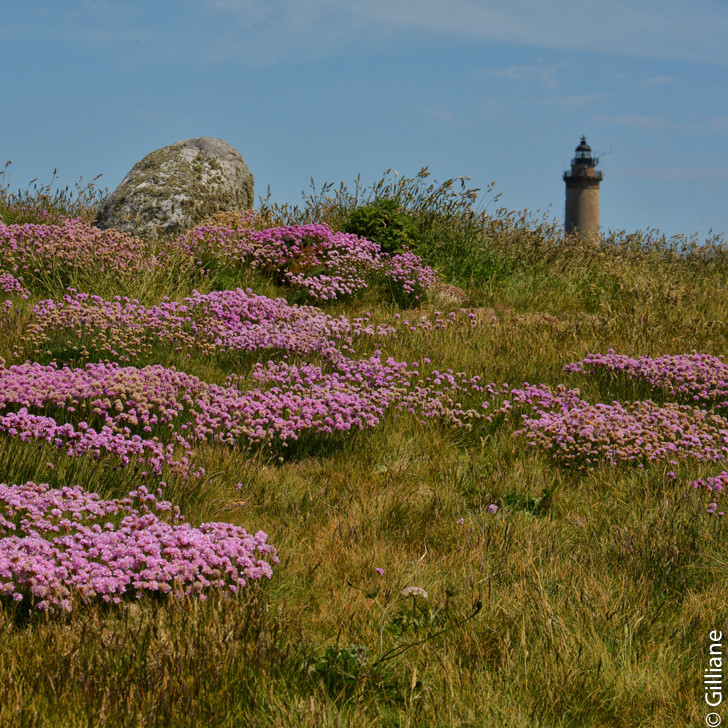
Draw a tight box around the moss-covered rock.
[95,137,254,239]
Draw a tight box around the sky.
[2,0,727,240]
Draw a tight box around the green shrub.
[343,198,419,254]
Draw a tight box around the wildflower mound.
[0,481,277,612]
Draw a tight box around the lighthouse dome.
[575,136,591,153]
[572,136,596,166]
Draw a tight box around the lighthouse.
[563,136,602,236]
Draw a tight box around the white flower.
[400,586,428,599]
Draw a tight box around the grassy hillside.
[0,168,726,727]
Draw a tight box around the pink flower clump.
[476,381,728,468]
[0,219,157,286]
[25,288,366,363]
[0,272,30,300]
[689,471,728,515]
[516,397,728,467]
[174,222,437,301]
[0,481,277,611]
[0,350,489,474]
[1,216,437,303]
[565,350,728,407]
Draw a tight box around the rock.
[95,137,254,239]
[430,282,468,307]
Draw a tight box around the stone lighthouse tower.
[563,136,602,236]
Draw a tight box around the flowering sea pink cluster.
[516,397,728,467]
[0,219,157,288]
[481,382,585,423]
[248,354,488,433]
[688,471,728,515]
[24,287,491,366]
[0,361,202,475]
[470,380,728,469]
[564,350,728,407]
[24,288,383,363]
[0,216,437,303]
[390,308,481,334]
[174,222,437,301]
[0,354,490,476]
[16,345,725,479]
[0,481,277,611]
[0,272,30,315]
[556,350,728,493]
[0,361,251,475]
[0,272,30,300]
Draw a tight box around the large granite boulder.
[95,137,254,239]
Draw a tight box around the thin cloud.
[597,114,728,132]
[11,1,728,67]
[480,66,522,80]
[427,105,469,125]
[428,105,455,124]
[596,114,677,130]
[352,0,728,63]
[80,0,116,10]
[616,166,728,181]
[192,0,728,65]
[476,64,560,89]
[553,93,610,108]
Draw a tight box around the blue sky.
[2,0,727,239]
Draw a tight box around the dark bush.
[343,198,419,254]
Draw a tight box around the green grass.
[1,169,727,726]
